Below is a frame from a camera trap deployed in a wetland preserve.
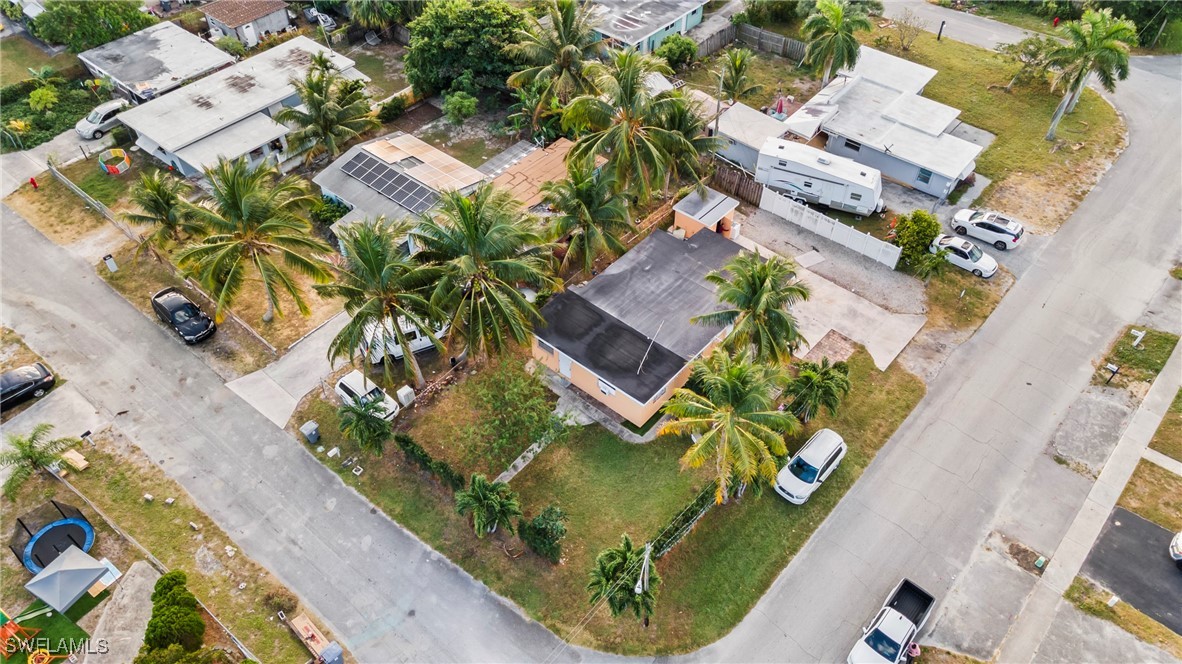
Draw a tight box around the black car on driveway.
[151,288,216,344]
[1,363,55,410]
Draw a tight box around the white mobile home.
[755,139,883,216]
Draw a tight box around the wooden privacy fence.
[695,23,736,58]
[710,162,764,206]
[736,24,808,62]
[759,188,902,269]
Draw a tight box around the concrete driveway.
[1082,507,1182,635]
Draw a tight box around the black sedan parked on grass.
[1,363,55,410]
[151,288,216,344]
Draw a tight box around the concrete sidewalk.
[996,343,1182,663]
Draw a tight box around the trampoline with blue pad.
[7,501,95,574]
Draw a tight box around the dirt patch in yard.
[5,174,110,245]
[346,41,409,100]
[417,106,517,168]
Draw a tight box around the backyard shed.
[671,187,740,239]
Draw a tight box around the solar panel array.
[340,152,439,214]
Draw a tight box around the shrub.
[2,0,24,21]
[135,644,233,664]
[518,505,568,563]
[28,87,58,112]
[109,124,132,146]
[465,358,557,471]
[377,95,408,123]
[893,209,941,270]
[654,34,698,70]
[151,571,188,603]
[262,588,298,614]
[144,571,205,653]
[394,433,466,490]
[310,196,350,226]
[214,36,246,57]
[442,91,478,124]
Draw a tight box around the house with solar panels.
[313,132,487,253]
[589,0,708,53]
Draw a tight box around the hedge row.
[652,481,717,558]
[394,432,465,491]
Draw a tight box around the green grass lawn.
[679,49,813,112]
[5,601,89,664]
[969,3,1057,35]
[0,36,78,88]
[57,153,145,208]
[925,266,1007,331]
[1116,459,1182,533]
[1093,325,1179,387]
[350,50,408,99]
[1148,389,1182,462]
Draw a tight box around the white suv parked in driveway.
[930,234,998,278]
[774,429,847,505]
[952,208,1025,251]
[334,370,401,421]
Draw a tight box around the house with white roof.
[711,101,791,172]
[118,37,365,178]
[78,22,235,103]
[590,0,708,53]
[783,46,983,198]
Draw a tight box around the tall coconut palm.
[274,67,380,165]
[784,357,851,422]
[124,170,204,258]
[0,424,76,499]
[316,218,445,388]
[720,48,763,102]
[693,252,810,365]
[338,398,392,455]
[507,0,601,113]
[661,350,799,503]
[1044,8,1136,140]
[176,157,333,323]
[586,534,659,623]
[540,161,631,276]
[659,94,720,193]
[412,184,554,359]
[455,474,523,537]
[564,48,697,202]
[802,0,873,87]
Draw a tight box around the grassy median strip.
[1065,576,1182,659]
[1148,389,1182,463]
[1116,459,1182,533]
[1094,325,1180,388]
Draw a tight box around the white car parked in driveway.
[952,208,1025,251]
[774,428,848,505]
[930,234,998,278]
[334,370,400,420]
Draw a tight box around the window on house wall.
[269,138,283,152]
[598,379,617,396]
[917,168,933,184]
[538,339,555,354]
[844,139,861,151]
[249,146,265,161]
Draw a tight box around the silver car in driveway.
[75,98,128,139]
[775,428,848,505]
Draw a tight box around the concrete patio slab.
[82,561,161,664]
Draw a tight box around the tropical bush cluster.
[143,571,205,653]
[395,433,466,491]
[1,75,105,153]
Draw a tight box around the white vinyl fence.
[759,187,902,269]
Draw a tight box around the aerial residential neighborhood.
[0,0,1178,663]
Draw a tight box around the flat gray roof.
[119,37,359,153]
[174,113,288,172]
[673,187,739,228]
[591,0,706,44]
[717,102,789,151]
[79,22,234,99]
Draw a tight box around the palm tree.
[316,218,444,388]
[564,48,697,202]
[802,0,873,87]
[586,534,658,623]
[455,474,523,537]
[26,66,64,89]
[338,398,392,455]
[0,424,76,499]
[693,252,810,365]
[274,67,380,165]
[784,357,851,422]
[1044,8,1136,141]
[540,161,631,276]
[346,0,400,31]
[124,170,203,258]
[661,350,799,503]
[659,94,720,193]
[175,157,333,323]
[720,48,763,102]
[507,0,601,112]
[411,184,554,359]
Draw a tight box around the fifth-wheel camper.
[755,138,884,216]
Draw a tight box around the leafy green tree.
[32,0,156,52]
[661,350,799,503]
[654,33,698,70]
[412,184,553,358]
[911,247,949,282]
[144,571,204,652]
[659,93,720,193]
[135,644,232,664]
[124,170,203,258]
[214,36,245,57]
[404,0,528,96]
[455,474,523,537]
[893,209,941,270]
[316,219,444,387]
[719,48,763,102]
[586,534,658,623]
[1045,8,1137,140]
[274,67,379,165]
[0,424,75,499]
[27,87,57,112]
[338,398,393,454]
[693,251,810,364]
[784,357,851,422]
[507,0,601,108]
[802,0,873,86]
[564,49,696,202]
[507,79,566,141]
[519,505,568,563]
[176,158,333,323]
[442,91,479,124]
[540,161,631,276]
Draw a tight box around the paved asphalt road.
[2,4,1180,663]
[1082,507,1182,636]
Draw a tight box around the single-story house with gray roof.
[78,21,235,103]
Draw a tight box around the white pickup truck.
[848,579,935,664]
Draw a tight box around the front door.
[558,352,572,378]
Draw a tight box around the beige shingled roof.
[491,139,606,208]
[201,0,288,28]
[362,134,485,193]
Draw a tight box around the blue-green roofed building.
[590,0,708,53]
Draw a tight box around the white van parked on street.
[362,317,450,364]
